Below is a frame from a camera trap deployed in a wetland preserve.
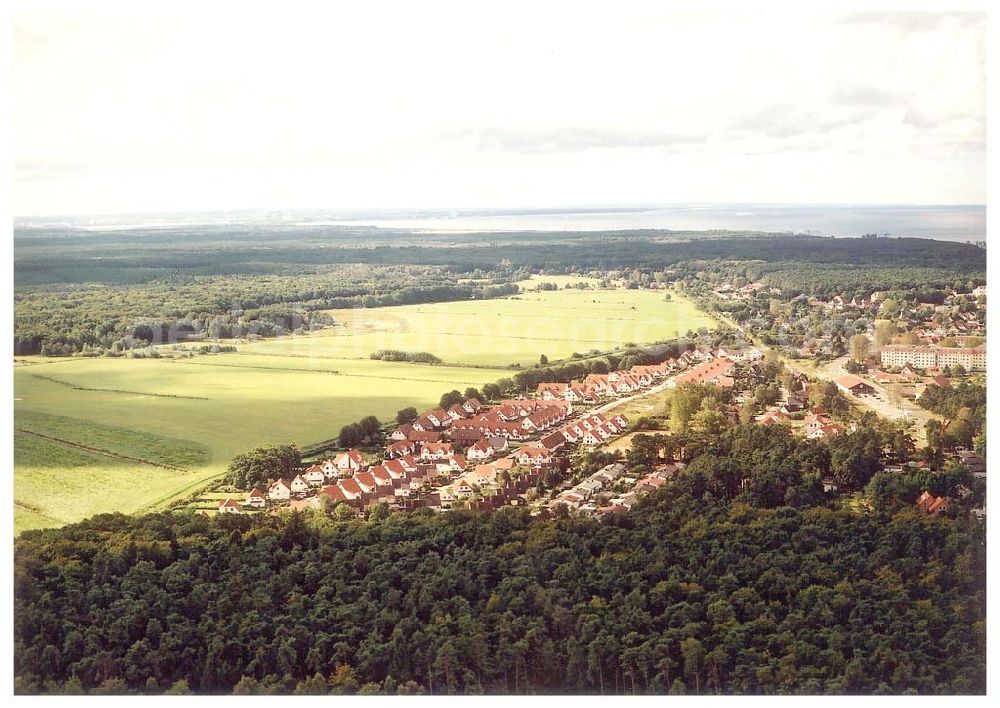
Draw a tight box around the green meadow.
[13,287,716,533]
[246,287,714,367]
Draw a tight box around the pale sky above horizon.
[13,1,988,217]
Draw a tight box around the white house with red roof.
[515,446,552,466]
[386,440,417,458]
[289,475,310,496]
[268,478,292,501]
[319,485,347,504]
[421,442,455,460]
[353,471,378,494]
[337,478,363,500]
[333,449,365,472]
[303,465,326,487]
[246,487,267,509]
[218,498,241,514]
[539,430,567,452]
[467,439,495,461]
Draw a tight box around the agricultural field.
[13,412,216,532]
[13,357,502,534]
[13,287,715,534]
[245,287,715,367]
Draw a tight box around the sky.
[12,1,988,216]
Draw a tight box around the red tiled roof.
[319,485,346,502]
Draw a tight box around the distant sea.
[17,203,987,244]
[308,204,986,244]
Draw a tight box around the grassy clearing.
[285,288,718,367]
[603,386,674,422]
[14,288,714,534]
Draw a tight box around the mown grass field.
[245,287,714,367]
[14,287,715,534]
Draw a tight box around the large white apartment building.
[880,345,986,371]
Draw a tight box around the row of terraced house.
[220,348,752,516]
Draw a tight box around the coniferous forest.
[14,458,986,695]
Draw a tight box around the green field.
[13,287,715,533]
[241,288,714,367]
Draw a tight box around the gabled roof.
[422,442,454,454]
[355,471,376,489]
[517,445,552,459]
[319,485,346,502]
[339,478,362,496]
[539,430,567,450]
[836,374,869,390]
[409,430,443,443]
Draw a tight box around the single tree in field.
[539,354,549,366]
[849,334,870,364]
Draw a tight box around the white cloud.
[13,2,987,215]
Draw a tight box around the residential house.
[515,446,552,467]
[218,498,241,514]
[333,449,365,473]
[353,471,378,494]
[318,484,347,504]
[289,475,311,496]
[467,439,495,461]
[452,478,476,498]
[303,465,326,487]
[386,440,417,457]
[268,478,292,501]
[537,382,569,399]
[390,424,414,441]
[246,487,268,509]
[539,430,567,452]
[338,478,363,500]
[807,423,846,440]
[916,490,950,515]
[421,442,455,460]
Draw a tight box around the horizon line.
[12,201,988,222]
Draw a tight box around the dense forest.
[14,422,986,695]
[13,267,519,355]
[14,227,984,356]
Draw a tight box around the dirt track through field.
[28,373,210,400]
[15,428,190,472]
